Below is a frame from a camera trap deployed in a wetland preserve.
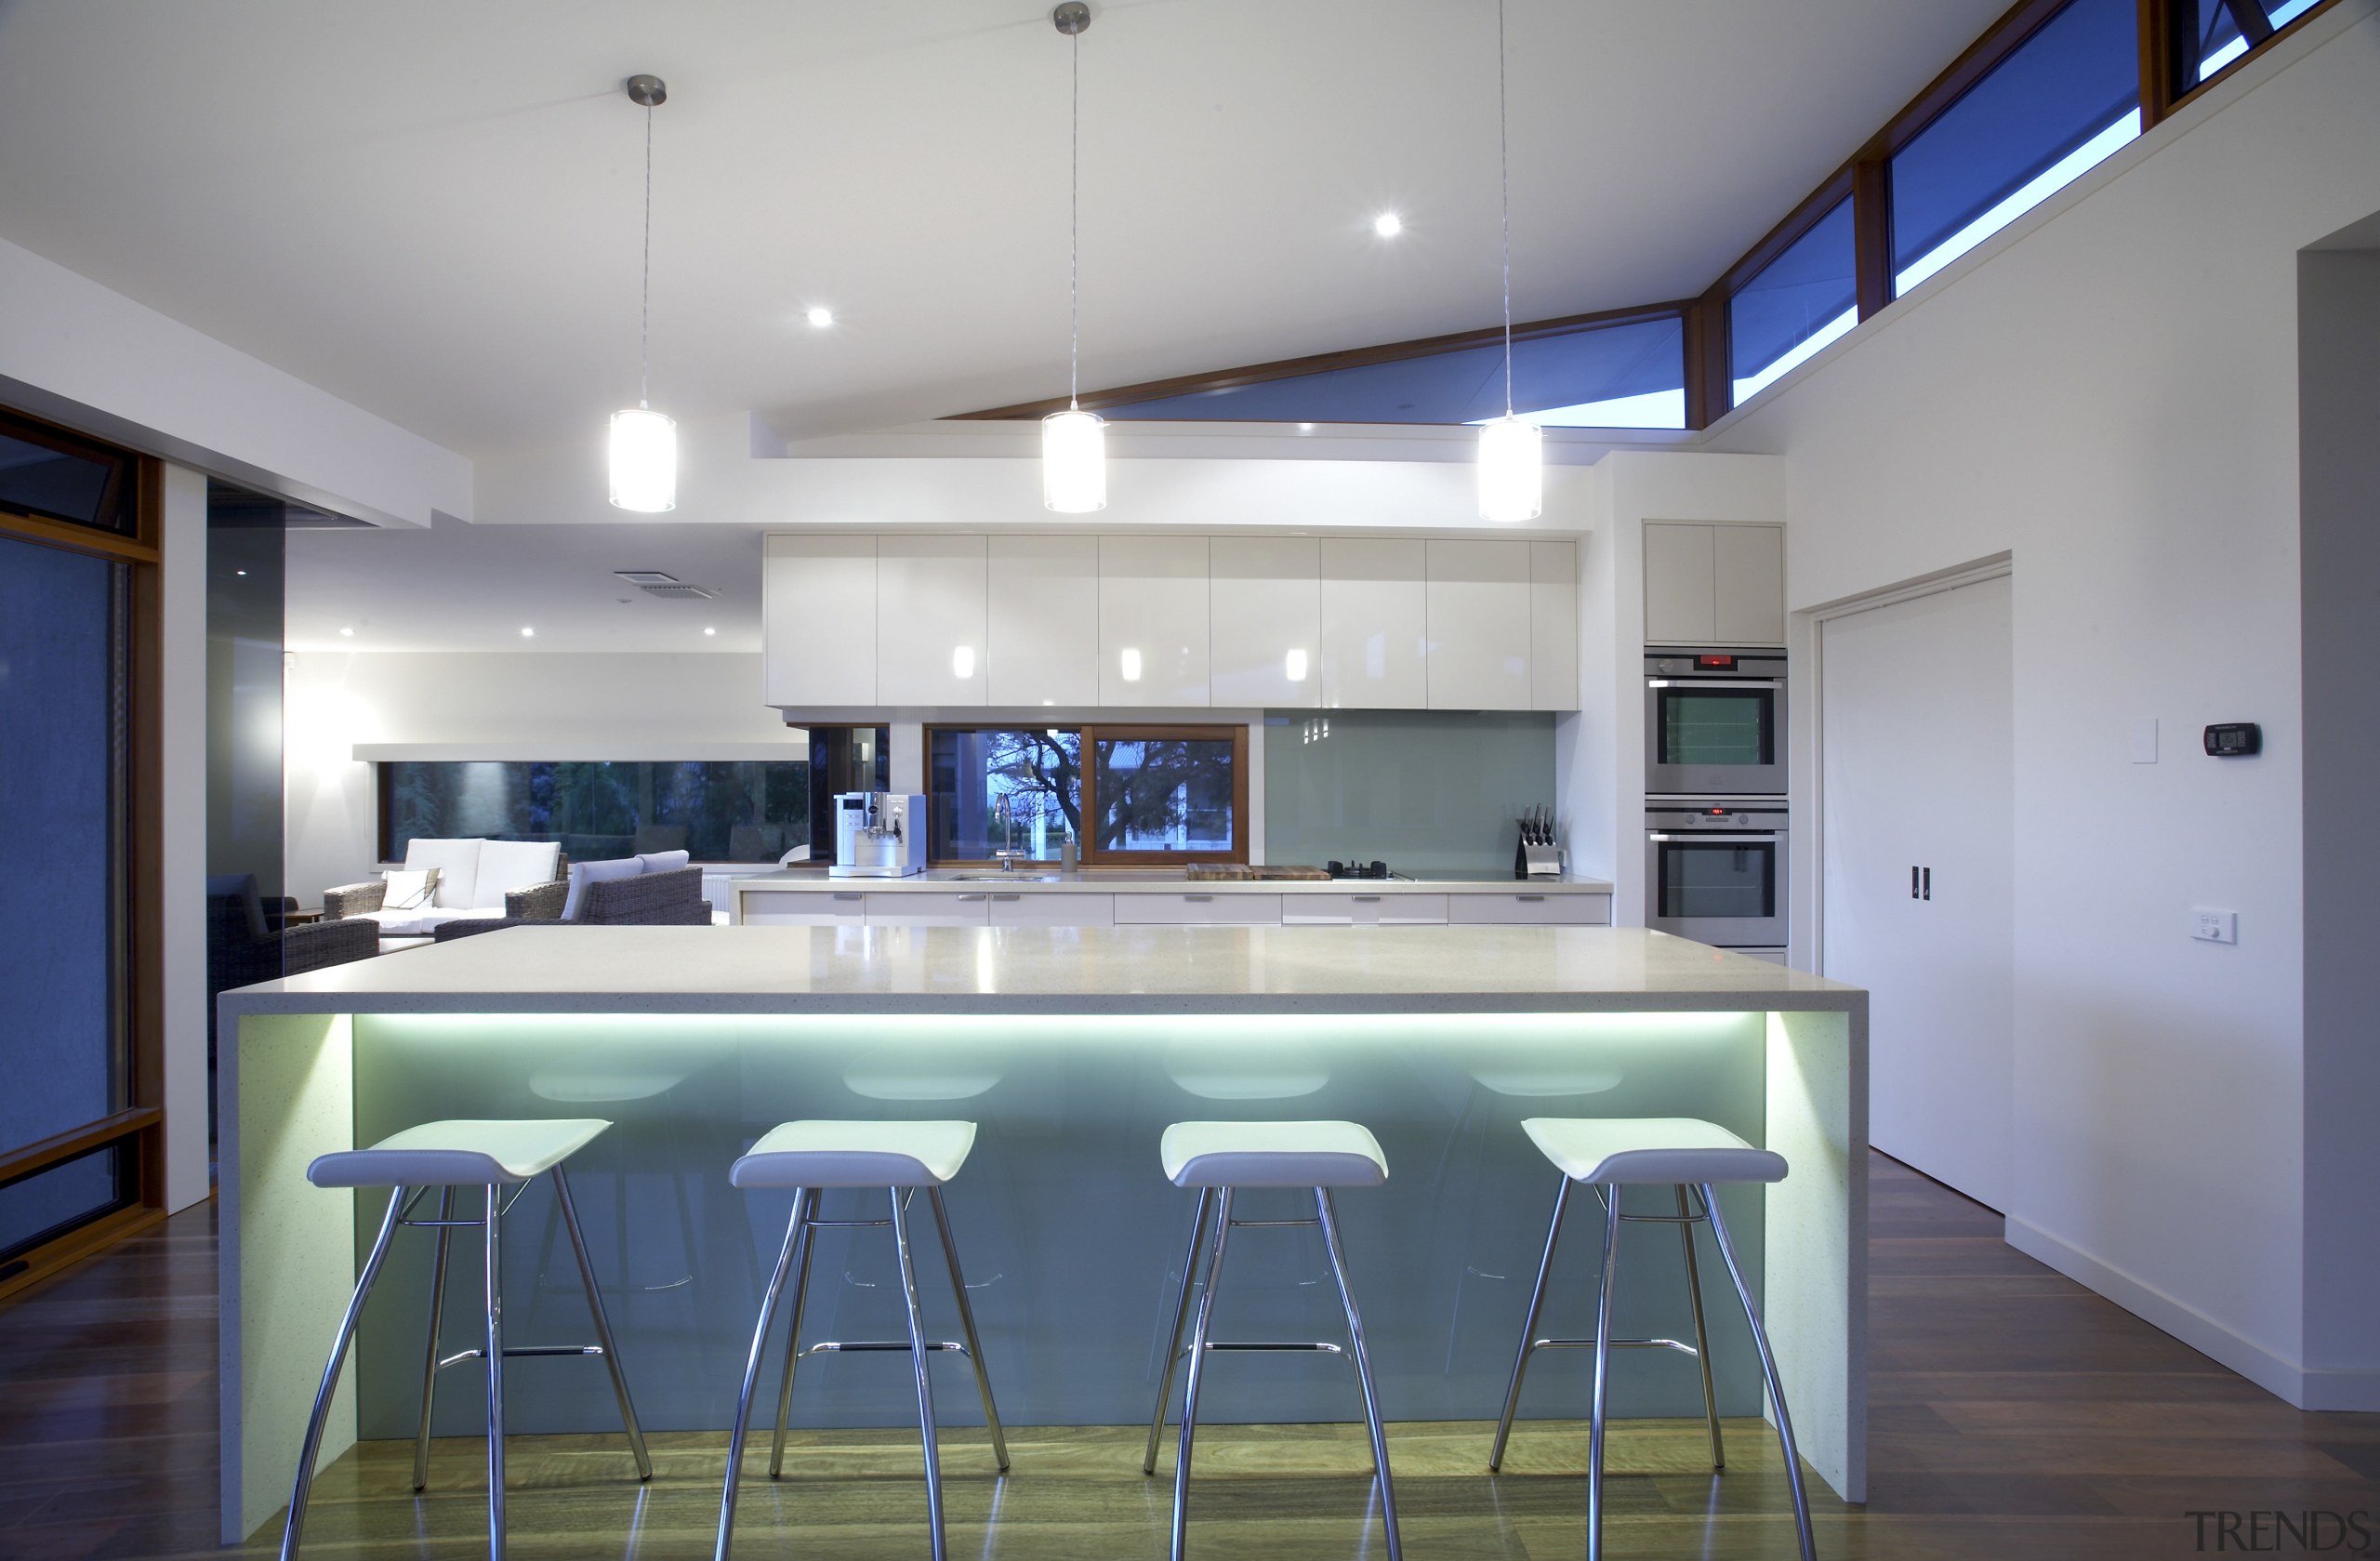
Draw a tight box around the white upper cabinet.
[1712,523,1787,645]
[1100,536,1210,706]
[1644,521,1785,647]
[1529,540,1580,711]
[876,535,987,707]
[986,534,1100,708]
[1210,536,1321,708]
[1425,538,1532,710]
[763,534,877,706]
[1318,537,1427,710]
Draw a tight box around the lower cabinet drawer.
[988,892,1115,928]
[739,890,867,926]
[1446,893,1613,926]
[866,893,990,927]
[1281,893,1449,926]
[1114,893,1283,926]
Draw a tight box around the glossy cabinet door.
[1280,893,1450,926]
[1318,537,1427,709]
[987,534,1100,707]
[865,892,989,927]
[1446,892,1613,925]
[986,891,1115,927]
[1099,535,1210,706]
[1425,538,1532,710]
[1712,523,1787,645]
[1643,521,1717,645]
[876,535,988,707]
[1113,892,1282,925]
[763,534,877,706]
[1210,536,1321,708]
[739,887,867,926]
[1529,540,1580,711]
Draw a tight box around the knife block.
[1514,840,1564,880]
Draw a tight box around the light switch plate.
[2192,907,2238,945]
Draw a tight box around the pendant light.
[1477,0,1542,523]
[1042,2,1107,513]
[609,73,676,513]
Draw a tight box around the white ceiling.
[0,0,2006,462]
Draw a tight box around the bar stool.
[1145,1120,1401,1561]
[1488,1117,1815,1561]
[282,1118,652,1561]
[716,1120,1009,1561]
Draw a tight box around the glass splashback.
[1264,709,1554,878]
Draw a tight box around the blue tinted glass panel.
[929,729,1082,862]
[1093,734,1234,853]
[2196,0,2322,85]
[1891,0,2140,293]
[1103,315,1685,429]
[0,1145,126,1260]
[0,530,122,1157]
[381,761,811,864]
[1729,198,1858,404]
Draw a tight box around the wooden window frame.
[924,722,1250,867]
[0,431,167,1302]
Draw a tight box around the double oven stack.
[1644,651,1788,959]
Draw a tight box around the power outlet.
[2192,908,2238,945]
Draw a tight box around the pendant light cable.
[1069,24,1081,411]
[640,102,654,411]
[1497,0,1514,419]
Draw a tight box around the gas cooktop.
[1325,860,1410,880]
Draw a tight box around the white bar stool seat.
[1146,1120,1401,1561]
[1491,1115,1815,1561]
[717,1121,1008,1561]
[282,1118,650,1561]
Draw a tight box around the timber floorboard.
[0,1154,2373,1559]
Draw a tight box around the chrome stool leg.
[1316,1188,1402,1561]
[1170,1187,1235,1561]
[280,1185,408,1561]
[928,1185,1011,1473]
[1144,1188,1215,1475]
[552,1164,654,1480]
[1676,1184,1725,1472]
[889,1187,948,1561]
[1488,1173,1572,1471]
[766,1189,821,1480]
[716,1188,813,1561]
[483,1183,506,1561]
[1700,1184,1818,1561]
[413,1187,456,1491]
[1585,1183,1623,1561]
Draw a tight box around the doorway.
[1818,570,2014,1210]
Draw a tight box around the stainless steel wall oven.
[1645,800,1788,948]
[1646,651,1787,797]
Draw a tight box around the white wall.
[1704,4,2380,1406]
[160,466,210,1211]
[285,651,800,897]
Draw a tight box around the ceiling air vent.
[613,569,719,600]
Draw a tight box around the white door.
[1820,574,2013,1210]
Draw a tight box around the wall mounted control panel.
[2203,722,2261,757]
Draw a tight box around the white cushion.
[475,840,562,909]
[731,1119,977,1189]
[636,849,691,875]
[1160,1120,1388,1189]
[359,906,493,937]
[403,839,483,910]
[309,1118,612,1187]
[562,855,643,920]
[1521,1117,1788,1186]
[377,867,439,912]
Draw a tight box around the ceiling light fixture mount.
[608,73,677,513]
[1042,2,1106,513]
[1477,0,1541,523]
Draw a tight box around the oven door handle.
[1647,833,1784,842]
[1646,679,1782,690]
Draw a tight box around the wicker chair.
[433,866,713,942]
[323,870,568,922]
[207,874,378,1051]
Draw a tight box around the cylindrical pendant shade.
[1041,408,1108,513]
[1476,415,1542,523]
[609,408,678,513]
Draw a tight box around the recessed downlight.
[338,627,354,637]
[806,306,835,328]
[1372,211,1403,238]
[520,627,536,638]
[704,627,717,636]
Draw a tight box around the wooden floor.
[3,1155,2374,1559]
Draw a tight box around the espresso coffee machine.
[829,792,926,879]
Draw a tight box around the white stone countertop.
[218,924,1856,1017]
[728,867,1617,895]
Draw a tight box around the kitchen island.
[216,924,1864,1542]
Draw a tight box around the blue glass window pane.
[0,530,121,1157]
[0,1145,125,1261]
[1890,0,2140,294]
[381,761,811,863]
[929,729,1082,862]
[2193,1,2251,81]
[1101,315,1685,429]
[1728,198,1858,404]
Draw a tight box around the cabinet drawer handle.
[958,894,986,902]
[832,893,863,902]
[1184,893,1213,902]
[1353,895,1382,902]
[993,894,1023,902]
[1516,894,1545,903]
